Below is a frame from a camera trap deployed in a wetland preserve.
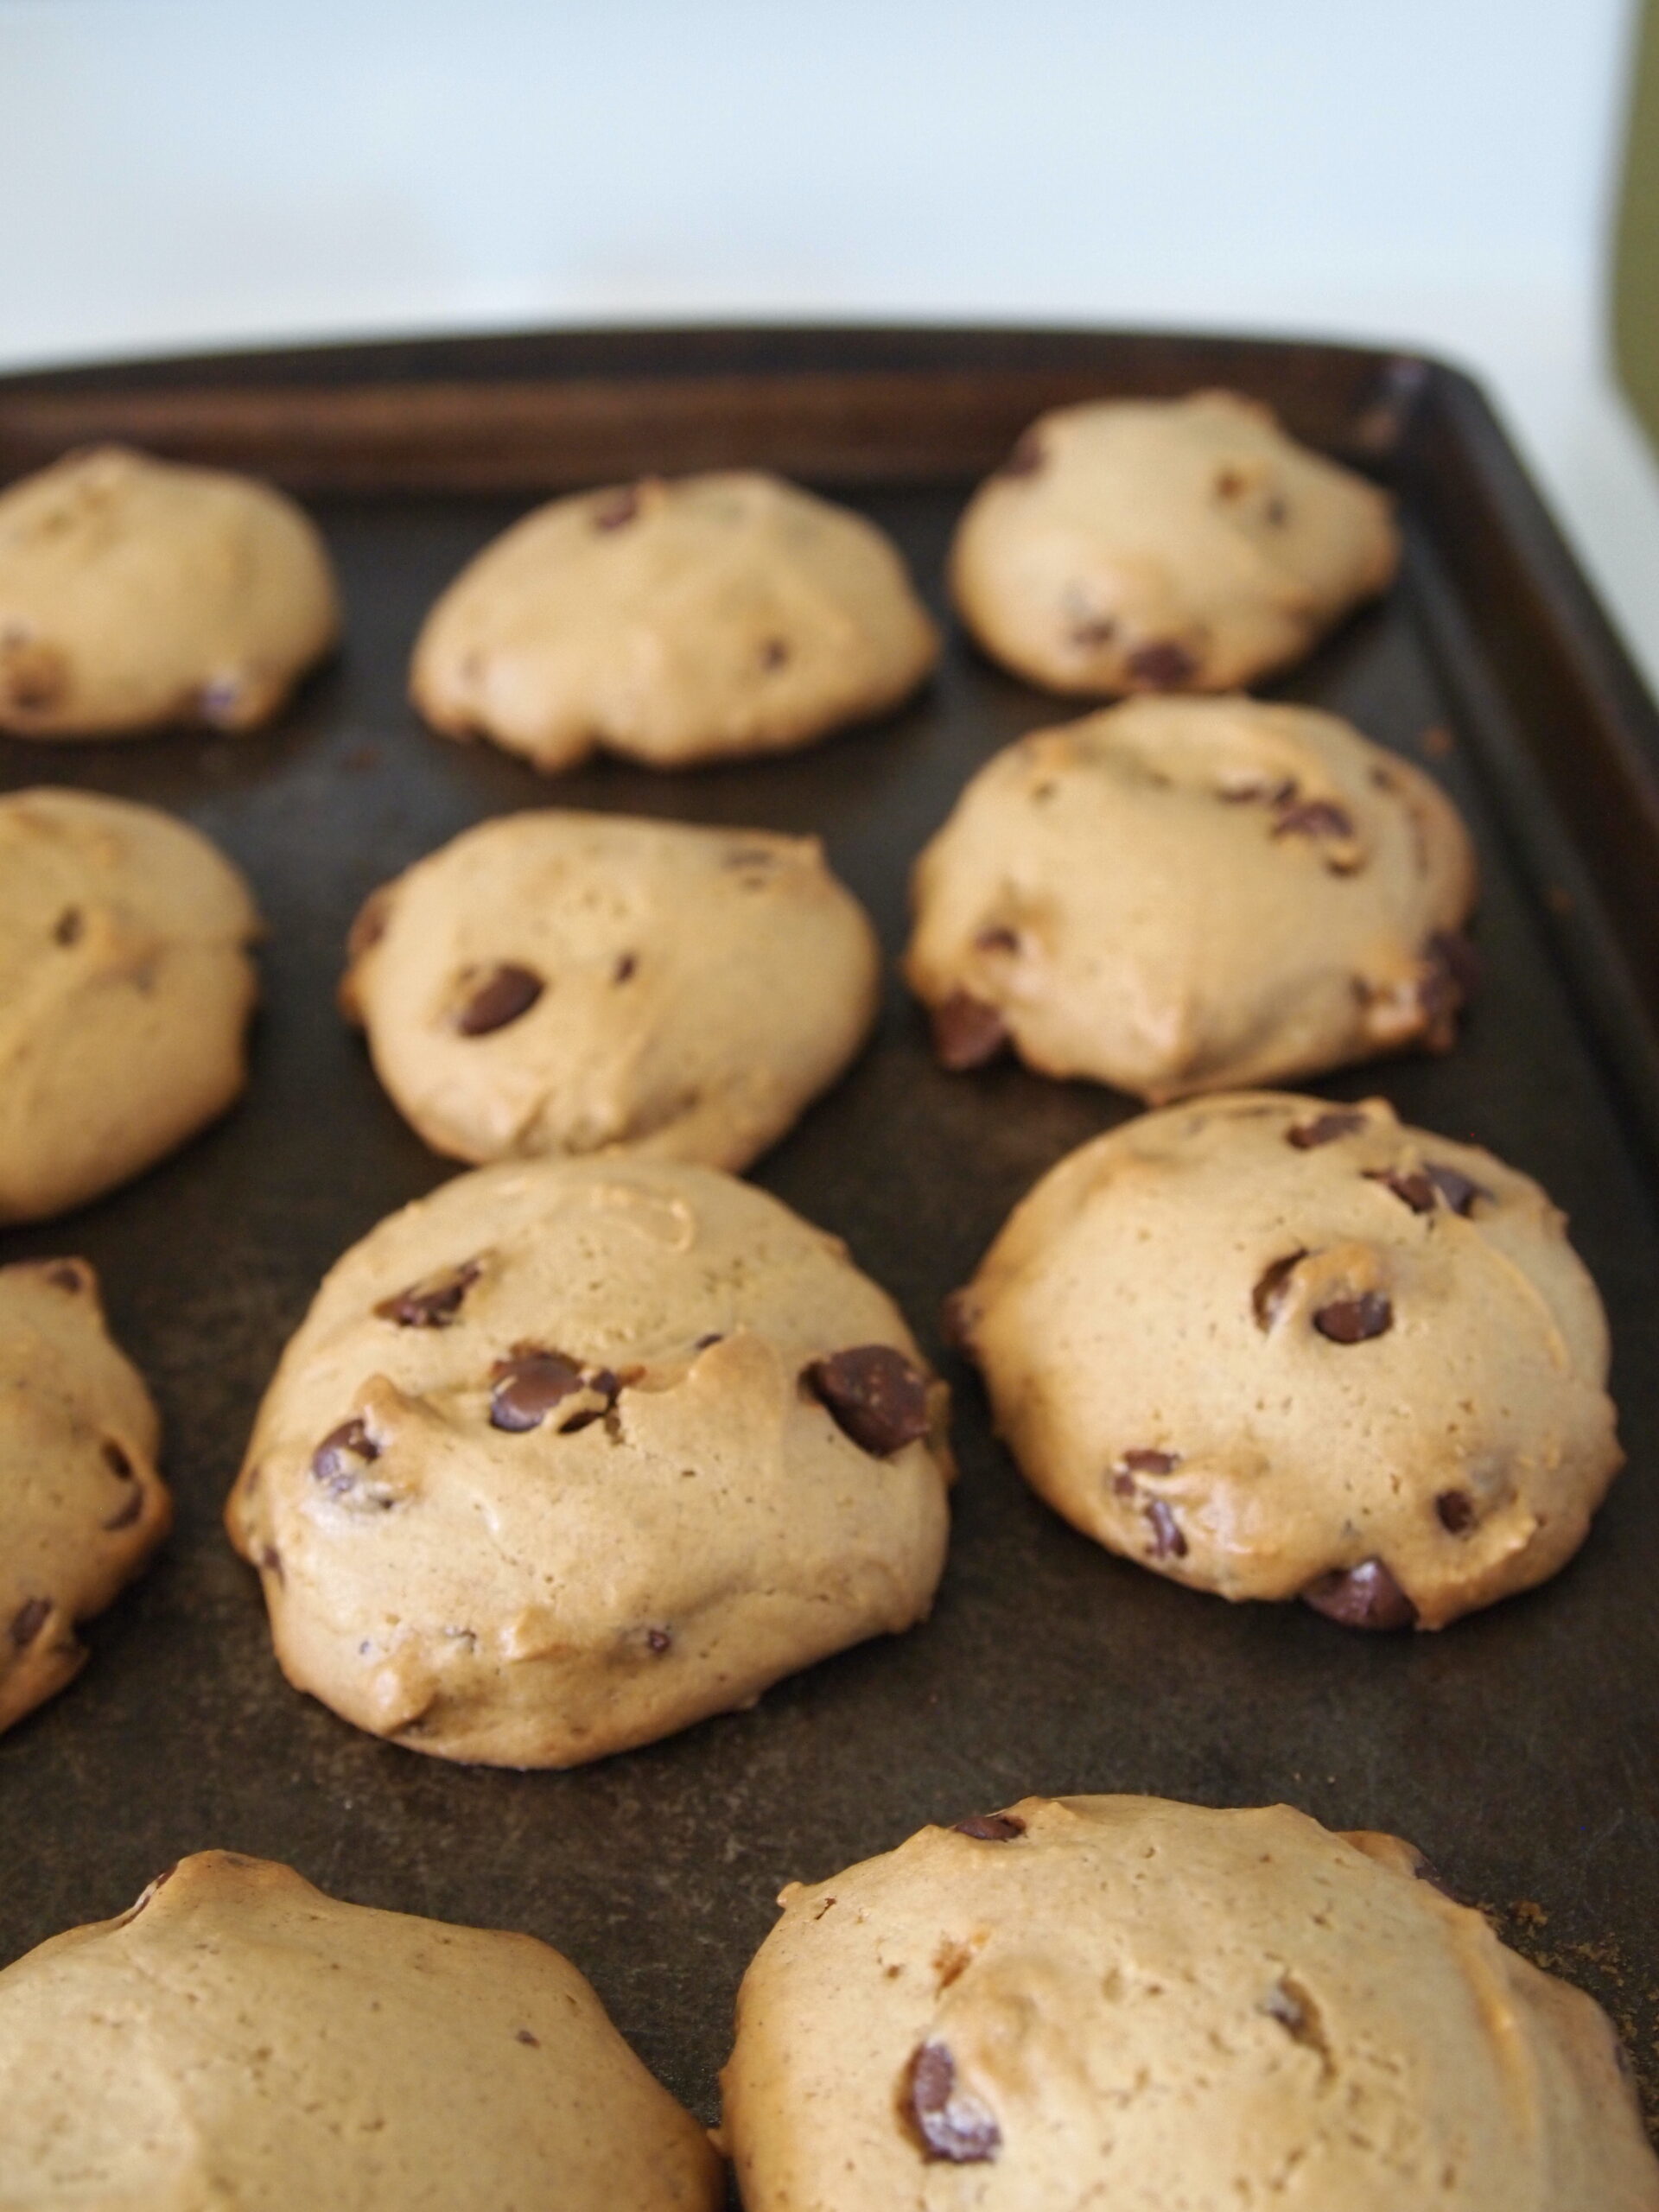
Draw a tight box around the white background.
[3,0,1657,686]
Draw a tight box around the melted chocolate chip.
[10,1597,49,1648]
[1435,1488,1477,1535]
[1000,429,1045,478]
[43,1262,88,1294]
[806,1345,930,1457]
[1419,930,1482,1045]
[1071,614,1117,647]
[1111,1471,1136,1497]
[939,1290,976,1351]
[974,924,1020,954]
[258,1544,284,1582]
[1272,798,1356,842]
[1253,1250,1306,1329]
[1369,1169,1437,1214]
[953,1813,1027,1840]
[645,1626,672,1655]
[311,1420,380,1493]
[103,1487,144,1532]
[103,1440,133,1479]
[53,906,83,947]
[1287,1109,1367,1149]
[454,963,543,1037]
[692,1332,724,1351]
[1121,1448,1179,1475]
[515,2028,540,2048]
[1126,639,1198,689]
[374,1262,482,1329]
[929,992,1008,1071]
[1144,1498,1186,1559]
[613,951,638,983]
[1313,1292,1393,1344]
[593,486,639,531]
[489,1348,585,1433]
[906,2042,1001,2164]
[1302,1558,1416,1630]
[1426,1161,1489,1216]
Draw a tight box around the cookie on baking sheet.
[409,469,940,769]
[0,1850,722,2210]
[906,696,1478,1099]
[0,789,261,1223]
[950,391,1398,695]
[0,1257,169,1734]
[721,1795,1659,2210]
[950,1092,1619,1629]
[0,445,338,737]
[226,1155,952,1767]
[341,810,880,1172]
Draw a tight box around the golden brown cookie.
[950,391,1398,694]
[0,788,261,1222]
[951,1092,1620,1628]
[227,1155,953,1766]
[905,696,1478,1099]
[410,470,939,769]
[0,1850,723,2209]
[0,1256,168,1734]
[721,1795,1659,2210]
[0,445,338,736]
[341,810,880,1171]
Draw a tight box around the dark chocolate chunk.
[1302,1557,1415,1630]
[645,1627,672,1655]
[613,951,638,983]
[53,906,83,947]
[906,2041,1001,2164]
[929,992,1008,1071]
[1126,639,1198,689]
[1287,1109,1367,1149]
[1272,798,1356,842]
[1425,1161,1489,1216]
[257,1544,284,1583]
[454,963,543,1037]
[806,1345,930,1457]
[374,1261,482,1329]
[952,1813,1027,1840]
[1252,1250,1306,1329]
[1418,930,1482,1045]
[1144,1497,1187,1560]
[1111,1471,1136,1498]
[692,1332,725,1351]
[1369,1169,1436,1214]
[1121,1447,1179,1475]
[515,2028,541,2048]
[1000,429,1045,477]
[592,486,639,531]
[43,1261,89,1294]
[1435,1488,1477,1535]
[1313,1292,1393,1344]
[311,1419,380,1493]
[489,1347,584,1433]
[10,1597,49,1648]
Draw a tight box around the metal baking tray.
[2,327,1657,2158]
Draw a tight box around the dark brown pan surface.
[0,328,1656,2147]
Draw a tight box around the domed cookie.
[721,1795,1659,2210]
[950,1093,1620,1628]
[950,391,1398,694]
[226,1155,952,1766]
[0,1256,168,1734]
[341,810,880,1172]
[0,789,261,1222]
[410,470,939,769]
[905,696,1477,1099]
[0,445,338,736]
[0,1850,722,2209]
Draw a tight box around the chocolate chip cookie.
[226,1155,952,1766]
[721,1795,1658,2209]
[0,1850,722,2209]
[950,391,1398,694]
[950,1092,1620,1628]
[410,470,939,769]
[906,696,1477,1098]
[0,444,339,736]
[341,810,880,1171]
[0,1257,169,1734]
[0,788,261,1222]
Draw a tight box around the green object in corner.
[1616,0,1659,454]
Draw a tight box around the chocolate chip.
[692,1332,724,1351]
[1369,1169,1436,1214]
[311,1419,380,1493]
[1407,1850,1464,1902]
[1071,614,1117,647]
[1426,1162,1489,1216]
[43,1262,88,1294]
[1111,1471,1136,1497]
[53,906,83,947]
[1000,429,1045,477]
[1435,1488,1477,1535]
[1121,1447,1179,1475]
[489,1347,584,1433]
[1144,1497,1186,1559]
[760,638,790,669]
[1126,639,1197,688]
[10,1598,48,1648]
[1418,930,1481,1046]
[374,1261,481,1329]
[1302,1558,1416,1630]
[103,1488,145,1532]
[257,1544,284,1583]
[1273,798,1356,842]
[645,1627,672,1655]
[453,963,543,1037]
[104,1440,134,1479]
[1253,1250,1306,1329]
[952,1813,1026,1840]
[973,924,1019,955]
[1313,1292,1393,1344]
[593,486,639,531]
[515,2028,541,2048]
[929,992,1007,1071]
[806,1345,930,1457]
[906,2042,1001,2164]
[1287,1109,1367,1149]
[939,1290,976,1351]
[613,951,637,983]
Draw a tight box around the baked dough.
[0,444,338,736]
[905,696,1478,1099]
[950,1092,1620,1628]
[721,1794,1659,2210]
[950,391,1398,694]
[0,1256,168,1734]
[226,1155,952,1766]
[341,810,880,1171]
[410,469,939,768]
[0,1849,722,2209]
[0,788,261,1223]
